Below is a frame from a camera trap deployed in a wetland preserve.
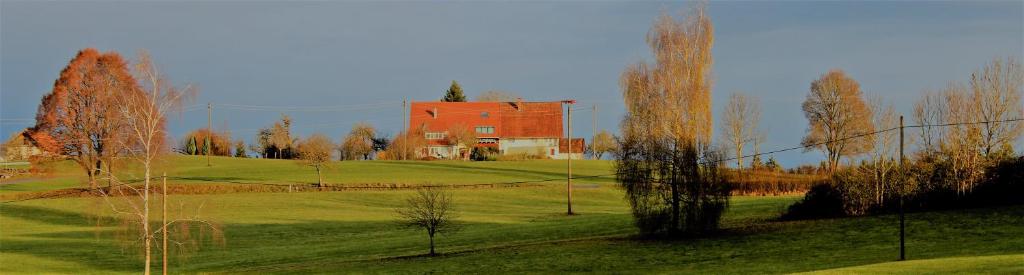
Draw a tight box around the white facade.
[499,138,559,157]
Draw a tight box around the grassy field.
[1,156,1021,274]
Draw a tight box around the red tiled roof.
[409,102,501,146]
[409,101,566,145]
[498,102,563,138]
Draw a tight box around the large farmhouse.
[409,100,584,160]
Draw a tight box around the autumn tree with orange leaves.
[31,48,141,188]
[801,69,875,173]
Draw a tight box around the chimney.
[515,98,523,111]
[432,107,438,119]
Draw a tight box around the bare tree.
[475,90,518,102]
[942,83,984,195]
[297,134,334,186]
[913,89,947,156]
[103,50,218,275]
[719,92,762,169]
[395,188,458,256]
[270,114,293,159]
[589,130,616,159]
[969,57,1023,157]
[865,96,898,205]
[801,69,875,173]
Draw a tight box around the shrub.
[470,147,498,161]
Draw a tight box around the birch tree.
[720,92,762,169]
[102,51,218,275]
[969,57,1023,157]
[616,3,729,236]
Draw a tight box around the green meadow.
[1,156,1021,274]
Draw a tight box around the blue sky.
[1,1,1021,167]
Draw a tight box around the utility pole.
[161,173,168,275]
[403,98,408,161]
[565,100,575,215]
[592,104,597,160]
[899,115,906,261]
[207,102,212,167]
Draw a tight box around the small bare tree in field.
[396,188,458,256]
[297,133,334,186]
[100,50,220,275]
[720,92,762,170]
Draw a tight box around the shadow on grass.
[2,203,633,273]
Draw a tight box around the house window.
[481,112,490,118]
[478,138,498,144]
[425,132,447,140]
[475,126,495,134]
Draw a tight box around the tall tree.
[186,136,198,155]
[969,57,1023,157]
[913,89,947,156]
[616,4,728,236]
[719,92,762,169]
[32,48,139,189]
[474,90,518,102]
[801,69,874,173]
[866,96,899,205]
[297,134,334,186]
[270,114,294,159]
[942,82,984,195]
[102,50,211,275]
[441,80,467,102]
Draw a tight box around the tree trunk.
[143,164,151,275]
[428,232,435,256]
[162,173,168,275]
[316,166,323,187]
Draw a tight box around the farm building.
[1,129,46,162]
[409,100,584,160]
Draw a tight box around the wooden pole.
[592,104,597,160]
[567,102,573,215]
[207,102,212,167]
[162,173,168,275]
[403,98,408,161]
[899,115,906,261]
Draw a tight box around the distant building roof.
[498,102,562,138]
[409,101,565,142]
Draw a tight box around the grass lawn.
[1,156,1021,274]
[1,156,616,195]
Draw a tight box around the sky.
[1,1,1021,167]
